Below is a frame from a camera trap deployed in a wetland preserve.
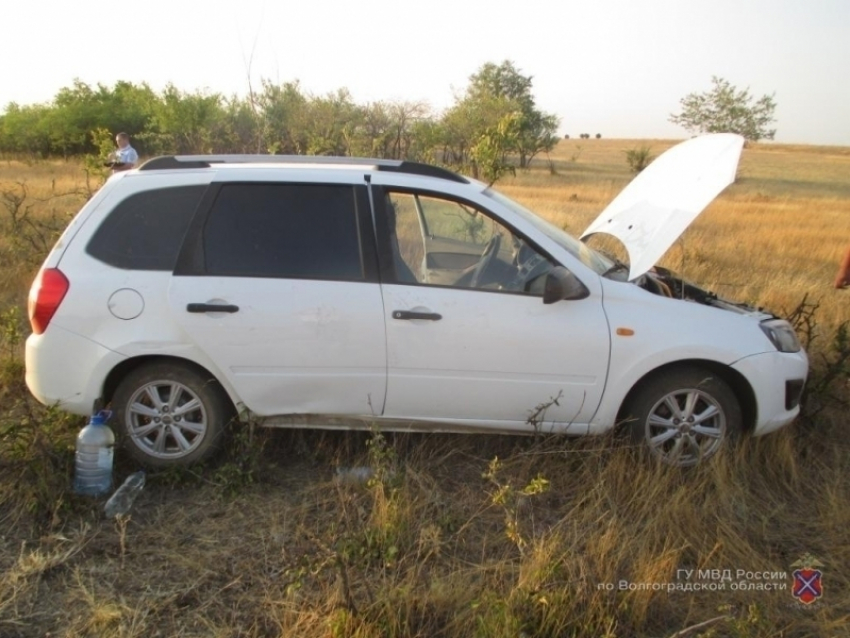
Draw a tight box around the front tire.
[111,362,233,468]
[624,367,742,467]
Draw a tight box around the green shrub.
[624,145,654,173]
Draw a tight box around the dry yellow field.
[1,142,849,637]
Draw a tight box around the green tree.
[438,92,512,169]
[0,64,556,169]
[217,96,260,154]
[467,61,535,111]
[358,101,395,158]
[354,100,430,159]
[470,111,522,185]
[47,80,157,156]
[405,117,443,164]
[466,60,559,167]
[0,102,53,155]
[669,76,777,142]
[0,80,159,157]
[108,81,159,143]
[256,80,309,154]
[303,89,361,156]
[144,85,226,155]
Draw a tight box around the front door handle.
[392,310,442,321]
[187,303,239,313]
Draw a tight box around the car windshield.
[482,188,614,275]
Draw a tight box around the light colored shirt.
[115,145,139,165]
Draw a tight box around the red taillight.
[28,268,69,335]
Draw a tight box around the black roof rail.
[381,161,468,183]
[138,155,468,183]
[138,156,212,170]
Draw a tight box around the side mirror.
[543,267,589,304]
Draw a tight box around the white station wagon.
[26,134,808,467]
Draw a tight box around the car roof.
[138,155,469,184]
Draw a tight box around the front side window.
[203,183,363,280]
[482,188,613,275]
[386,191,554,294]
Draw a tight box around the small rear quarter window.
[86,185,206,270]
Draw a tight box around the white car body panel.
[582,133,745,280]
[167,277,388,417]
[587,278,806,432]
[26,324,126,414]
[731,351,808,435]
[380,283,610,429]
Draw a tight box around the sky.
[2,0,848,145]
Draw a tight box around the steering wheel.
[469,234,501,288]
[509,253,550,291]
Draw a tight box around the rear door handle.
[187,303,240,313]
[392,310,442,321]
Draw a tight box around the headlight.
[760,319,801,353]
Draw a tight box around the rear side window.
[203,183,364,280]
[86,185,205,270]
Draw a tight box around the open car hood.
[581,133,744,280]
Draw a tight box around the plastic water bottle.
[104,471,146,518]
[73,410,114,496]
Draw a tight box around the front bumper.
[731,349,809,436]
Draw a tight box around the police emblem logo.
[791,553,824,605]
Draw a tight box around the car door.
[373,185,611,431]
[167,181,387,417]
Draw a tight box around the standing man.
[109,132,139,172]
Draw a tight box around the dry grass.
[0,159,94,309]
[1,142,849,637]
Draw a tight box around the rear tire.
[111,362,233,468]
[623,366,742,467]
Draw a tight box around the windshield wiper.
[601,259,629,279]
